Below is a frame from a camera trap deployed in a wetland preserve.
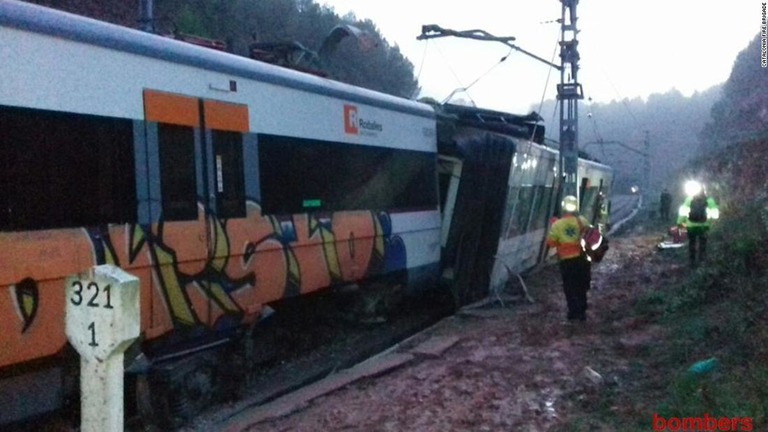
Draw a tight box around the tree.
[152,0,418,98]
[535,86,721,195]
[699,34,768,153]
[24,0,136,27]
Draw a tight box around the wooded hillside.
[24,0,419,98]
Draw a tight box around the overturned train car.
[436,104,613,305]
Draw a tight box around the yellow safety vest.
[547,214,590,260]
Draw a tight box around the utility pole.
[557,0,583,198]
[644,130,651,196]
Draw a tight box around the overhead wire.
[411,38,429,99]
[440,48,512,105]
[432,42,467,95]
[588,99,605,144]
[590,114,607,158]
[533,32,560,145]
[600,66,640,126]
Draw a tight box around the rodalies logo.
[344,104,383,136]
[652,413,753,431]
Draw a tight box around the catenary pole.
[557,0,583,199]
[417,2,584,202]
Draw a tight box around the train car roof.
[435,103,612,172]
[0,0,434,120]
[436,103,545,144]
[578,155,613,171]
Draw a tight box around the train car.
[436,104,613,303]
[0,1,441,425]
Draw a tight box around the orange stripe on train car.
[143,89,200,127]
[203,100,249,132]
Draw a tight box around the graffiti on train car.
[12,278,39,333]
[3,203,404,363]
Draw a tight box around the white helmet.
[562,195,578,212]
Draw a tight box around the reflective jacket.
[677,195,719,228]
[546,214,590,260]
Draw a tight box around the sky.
[321,0,757,115]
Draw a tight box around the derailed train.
[0,1,612,426]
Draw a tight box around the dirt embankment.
[239,222,685,431]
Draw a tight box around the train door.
[198,100,250,325]
[141,90,210,337]
[594,179,607,231]
[579,176,589,213]
[141,90,249,339]
[199,98,249,249]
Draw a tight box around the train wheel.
[170,366,215,419]
[134,375,153,426]
[336,279,405,324]
[141,355,219,429]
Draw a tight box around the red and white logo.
[344,104,359,135]
[343,104,383,136]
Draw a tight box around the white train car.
[490,150,612,292]
[0,1,440,425]
[493,140,560,276]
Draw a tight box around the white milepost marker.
[65,265,140,432]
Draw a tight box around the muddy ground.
[233,221,687,431]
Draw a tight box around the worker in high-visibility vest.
[677,180,719,268]
[546,195,592,322]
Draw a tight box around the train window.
[581,186,599,222]
[0,105,136,231]
[158,123,198,221]
[579,177,589,209]
[213,130,246,218]
[531,186,554,230]
[258,134,437,214]
[501,187,521,239]
[514,187,535,234]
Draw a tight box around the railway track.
[8,286,454,432]
[169,287,455,431]
[609,194,641,229]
